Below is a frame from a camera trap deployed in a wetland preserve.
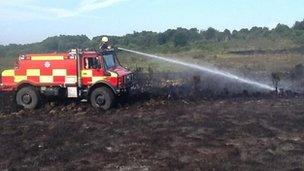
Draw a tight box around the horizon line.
[0,21,300,46]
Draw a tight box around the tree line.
[1,19,304,58]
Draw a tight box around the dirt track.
[1,93,304,170]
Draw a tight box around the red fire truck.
[0,41,134,110]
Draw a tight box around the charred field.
[1,69,304,170]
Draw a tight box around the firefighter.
[99,37,110,51]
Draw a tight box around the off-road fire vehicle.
[0,38,134,110]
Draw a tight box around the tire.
[16,86,40,109]
[90,87,114,110]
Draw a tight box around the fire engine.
[0,37,134,110]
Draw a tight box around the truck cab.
[81,49,133,92]
[0,42,134,110]
[79,49,134,109]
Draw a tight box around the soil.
[0,73,304,170]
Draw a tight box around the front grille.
[124,74,134,85]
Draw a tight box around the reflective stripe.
[2,70,15,76]
[108,71,118,77]
[26,69,40,76]
[3,68,114,85]
[65,76,77,84]
[81,70,92,77]
[92,77,107,83]
[31,56,64,61]
[40,76,53,83]
[14,76,27,82]
[53,69,67,76]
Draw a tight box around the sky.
[0,0,304,45]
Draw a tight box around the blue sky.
[0,0,304,45]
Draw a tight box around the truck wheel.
[90,87,114,110]
[16,86,40,109]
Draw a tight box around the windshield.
[103,53,117,70]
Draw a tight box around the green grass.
[117,49,304,79]
[117,51,189,73]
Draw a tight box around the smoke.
[119,48,275,91]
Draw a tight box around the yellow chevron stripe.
[31,56,64,61]
[108,71,118,77]
[81,70,93,77]
[14,76,27,82]
[53,69,67,76]
[65,76,77,84]
[92,77,107,83]
[40,76,53,83]
[2,70,15,76]
[26,69,40,76]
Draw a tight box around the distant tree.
[262,27,270,36]
[173,32,188,47]
[274,24,290,33]
[232,30,238,38]
[293,20,304,30]
[41,35,90,52]
[157,29,176,45]
[157,33,168,45]
[292,30,304,45]
[236,28,250,39]
[249,27,270,37]
[0,45,5,57]
[42,37,59,51]
[223,29,232,41]
[204,27,217,40]
[250,26,262,33]
[1,20,304,58]
[188,28,201,41]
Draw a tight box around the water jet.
[119,47,275,91]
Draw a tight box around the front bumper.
[116,74,134,94]
[116,87,129,94]
[124,73,134,86]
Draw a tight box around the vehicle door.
[81,56,105,86]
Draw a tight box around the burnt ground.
[0,73,304,170]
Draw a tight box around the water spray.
[119,47,275,91]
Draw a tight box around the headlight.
[124,74,132,84]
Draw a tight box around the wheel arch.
[88,81,116,101]
[17,81,37,91]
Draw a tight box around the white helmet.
[101,36,109,43]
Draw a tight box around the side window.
[84,57,101,69]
